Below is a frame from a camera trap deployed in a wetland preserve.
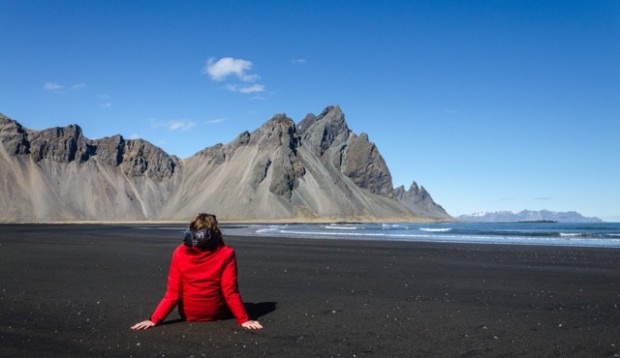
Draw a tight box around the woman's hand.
[130,320,155,330]
[241,320,263,330]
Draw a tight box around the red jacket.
[150,244,250,325]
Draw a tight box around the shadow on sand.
[158,302,277,326]
[244,301,277,320]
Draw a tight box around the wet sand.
[1,224,619,357]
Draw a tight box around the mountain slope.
[0,113,181,221]
[0,107,446,222]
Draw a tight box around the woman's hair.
[183,213,224,249]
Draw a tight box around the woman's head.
[184,213,223,249]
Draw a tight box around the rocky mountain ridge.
[0,107,450,222]
[394,182,452,220]
[458,210,602,223]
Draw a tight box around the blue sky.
[1,0,619,220]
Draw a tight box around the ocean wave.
[559,233,582,237]
[256,226,285,234]
[249,222,620,248]
[324,224,358,230]
[420,228,452,232]
[382,224,404,229]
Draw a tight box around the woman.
[131,213,263,330]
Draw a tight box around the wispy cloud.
[151,119,197,131]
[44,81,87,93]
[168,120,197,131]
[292,58,306,64]
[44,82,65,91]
[202,57,266,95]
[226,83,265,94]
[98,95,112,108]
[206,118,225,125]
[129,133,141,140]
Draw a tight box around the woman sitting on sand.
[131,213,263,330]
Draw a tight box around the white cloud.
[151,119,197,131]
[203,57,258,82]
[44,82,65,91]
[206,118,225,124]
[168,120,197,131]
[129,133,141,140]
[202,57,266,96]
[292,58,306,64]
[100,102,112,108]
[226,83,265,94]
[44,82,86,93]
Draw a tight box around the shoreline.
[1,225,619,357]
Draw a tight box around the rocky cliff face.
[298,106,394,197]
[0,113,181,221]
[394,181,452,220]
[0,107,448,222]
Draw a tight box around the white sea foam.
[420,228,452,232]
[559,233,581,237]
[382,224,404,229]
[324,224,358,230]
[249,222,620,248]
[256,226,285,234]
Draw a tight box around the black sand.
[1,224,619,357]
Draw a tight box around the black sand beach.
[1,224,619,357]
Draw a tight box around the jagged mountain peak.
[0,114,29,155]
[394,181,452,220]
[298,105,350,156]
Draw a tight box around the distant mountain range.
[0,106,452,223]
[458,210,602,223]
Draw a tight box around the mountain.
[0,113,182,221]
[394,182,452,220]
[0,106,449,223]
[458,210,603,223]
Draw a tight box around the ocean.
[231,222,620,248]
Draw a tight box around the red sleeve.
[221,250,250,325]
[150,248,183,325]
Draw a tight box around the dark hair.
[183,213,223,249]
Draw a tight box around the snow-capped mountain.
[458,210,602,223]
